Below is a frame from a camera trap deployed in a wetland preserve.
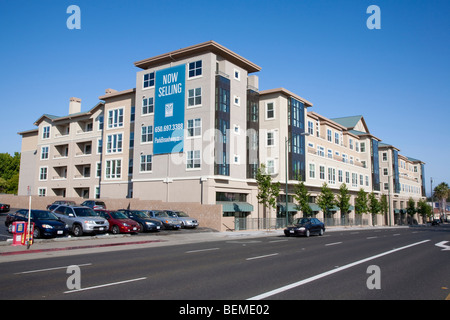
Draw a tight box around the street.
[0,224,449,303]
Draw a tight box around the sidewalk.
[0,225,406,263]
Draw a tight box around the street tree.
[368,192,381,225]
[256,164,280,219]
[317,183,336,220]
[293,181,313,217]
[336,183,351,221]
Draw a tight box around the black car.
[5,209,69,239]
[117,209,162,232]
[284,217,325,237]
[0,203,10,213]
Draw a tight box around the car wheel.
[139,223,145,233]
[112,225,120,234]
[72,224,83,237]
[33,227,41,239]
[305,229,310,237]
[319,228,324,236]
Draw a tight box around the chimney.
[69,97,81,114]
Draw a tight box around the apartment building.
[17,40,426,226]
[18,98,104,198]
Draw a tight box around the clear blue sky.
[1,0,449,194]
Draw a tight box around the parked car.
[5,209,69,239]
[165,210,198,228]
[143,210,181,230]
[80,200,106,210]
[284,217,325,237]
[0,203,10,213]
[95,210,140,234]
[117,209,162,232]
[46,200,76,209]
[52,205,109,236]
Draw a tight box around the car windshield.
[131,211,149,218]
[176,211,189,217]
[110,211,128,219]
[32,210,59,220]
[155,211,169,217]
[74,207,97,217]
[295,218,311,225]
[166,211,177,217]
[95,202,106,206]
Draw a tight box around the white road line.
[269,239,288,243]
[15,263,92,275]
[247,239,430,300]
[366,236,378,239]
[64,277,147,294]
[325,242,342,246]
[185,248,220,254]
[246,253,279,261]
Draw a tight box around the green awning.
[278,203,298,212]
[309,203,321,212]
[217,201,254,213]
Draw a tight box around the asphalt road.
[0,224,448,303]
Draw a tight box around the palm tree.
[434,182,449,216]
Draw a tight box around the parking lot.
[0,208,215,243]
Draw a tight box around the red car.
[95,210,140,234]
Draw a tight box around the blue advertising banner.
[153,64,185,154]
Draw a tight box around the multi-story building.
[17,40,426,227]
[18,98,104,199]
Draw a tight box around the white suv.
[52,205,109,236]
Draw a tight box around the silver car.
[143,210,181,230]
[52,205,109,236]
[165,210,199,228]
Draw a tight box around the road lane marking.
[247,239,430,300]
[64,277,147,294]
[366,236,378,239]
[325,242,342,246]
[185,248,220,254]
[269,239,288,243]
[14,263,92,275]
[246,253,279,261]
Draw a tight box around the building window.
[234,69,240,81]
[319,166,325,180]
[188,60,202,78]
[308,121,314,135]
[327,129,332,142]
[267,131,275,146]
[141,125,153,143]
[142,97,154,115]
[345,171,350,184]
[187,150,201,169]
[107,108,124,129]
[39,167,48,181]
[140,154,152,172]
[317,146,325,157]
[130,106,135,122]
[188,88,202,107]
[187,118,201,137]
[328,167,336,184]
[382,152,388,161]
[266,159,275,174]
[383,168,388,176]
[106,133,123,154]
[129,132,134,148]
[97,138,102,154]
[266,102,275,119]
[38,188,46,197]
[360,142,366,152]
[335,132,340,145]
[338,169,343,183]
[41,146,49,160]
[309,163,315,179]
[96,162,101,178]
[42,126,50,139]
[143,72,155,88]
[352,173,357,187]
[349,138,354,150]
[105,159,121,179]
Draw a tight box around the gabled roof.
[33,102,104,126]
[331,115,370,134]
